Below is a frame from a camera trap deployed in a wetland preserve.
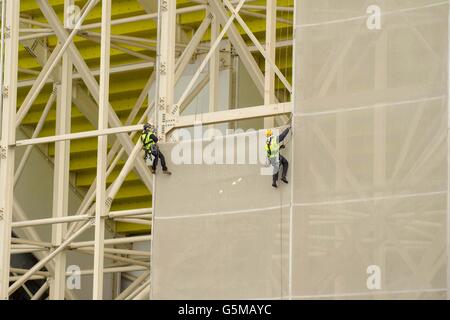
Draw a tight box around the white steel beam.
[67,73,155,234]
[12,201,78,300]
[208,0,265,97]
[175,0,246,114]
[80,32,154,62]
[115,271,150,300]
[65,138,145,238]
[50,0,74,299]
[49,83,71,299]
[131,279,151,300]
[80,5,206,31]
[108,208,152,218]
[17,61,154,88]
[264,0,277,128]
[14,89,56,184]
[15,124,143,147]
[75,265,147,276]
[180,72,210,112]
[240,9,292,25]
[11,208,151,228]
[242,4,294,12]
[156,0,177,139]
[8,221,93,296]
[174,102,292,129]
[113,218,151,226]
[93,0,111,300]
[70,235,152,249]
[0,0,20,300]
[209,11,220,131]
[174,14,212,82]
[31,281,50,300]
[223,0,292,93]
[16,0,100,127]
[36,0,153,192]
[12,215,90,229]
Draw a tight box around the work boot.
[272,182,278,188]
[163,169,172,175]
[281,177,288,184]
[151,168,156,174]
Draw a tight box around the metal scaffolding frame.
[0,0,293,299]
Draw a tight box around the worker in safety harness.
[141,123,171,175]
[265,127,290,188]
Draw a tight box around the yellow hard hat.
[265,129,273,137]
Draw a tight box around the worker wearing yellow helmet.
[265,126,290,188]
[141,123,171,175]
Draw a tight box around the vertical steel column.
[156,0,176,140]
[93,0,111,300]
[209,11,220,127]
[0,0,20,300]
[264,0,277,128]
[49,0,74,300]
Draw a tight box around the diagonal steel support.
[223,0,292,93]
[14,88,56,185]
[36,0,153,192]
[16,0,100,127]
[208,0,265,97]
[175,0,246,111]
[8,221,93,296]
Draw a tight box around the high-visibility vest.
[265,137,279,158]
[141,132,155,151]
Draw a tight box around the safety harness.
[265,136,280,159]
[141,131,155,151]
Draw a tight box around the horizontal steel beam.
[18,61,154,88]
[69,235,152,249]
[80,5,207,30]
[174,102,292,129]
[15,124,143,147]
[108,208,152,218]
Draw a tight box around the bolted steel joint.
[0,146,7,159]
[159,97,167,110]
[2,86,9,98]
[160,0,168,11]
[4,27,10,39]
[105,197,113,208]
[159,62,167,75]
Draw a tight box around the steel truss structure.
[0,0,294,300]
